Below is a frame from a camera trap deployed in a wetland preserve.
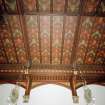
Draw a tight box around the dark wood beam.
[0,69,105,83]
[20,15,32,63]
[95,0,102,14]
[64,0,68,13]
[1,0,7,13]
[36,0,39,12]
[50,0,53,13]
[0,63,105,70]
[37,15,42,63]
[70,16,81,64]
[60,16,65,64]
[2,11,105,17]
[70,0,84,64]
[50,16,53,64]
[17,0,24,14]
[16,0,21,14]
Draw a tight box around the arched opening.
[0,83,105,105]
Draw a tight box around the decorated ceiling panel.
[83,0,100,14]
[67,0,80,13]
[25,15,40,64]
[53,0,65,12]
[76,17,105,65]
[40,16,50,64]
[0,0,105,67]
[4,0,18,13]
[0,24,17,63]
[8,15,27,64]
[76,17,94,64]
[39,0,50,12]
[22,0,36,12]
[52,16,63,64]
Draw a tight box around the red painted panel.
[53,0,65,12]
[0,24,17,63]
[76,17,94,64]
[8,15,27,64]
[40,16,50,64]
[39,0,50,12]
[23,0,36,12]
[83,0,99,13]
[25,15,40,64]
[52,16,63,64]
[85,17,103,64]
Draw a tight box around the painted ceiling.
[0,0,105,67]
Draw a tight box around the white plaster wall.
[0,83,105,105]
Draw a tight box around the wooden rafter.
[70,0,85,64]
[37,15,42,63]
[95,0,102,14]
[36,0,39,12]
[60,16,65,64]
[50,16,53,64]
[64,0,68,13]
[20,15,32,63]
[50,0,53,13]
[70,16,81,64]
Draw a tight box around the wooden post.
[70,75,77,96]
[23,75,32,103]
[70,71,79,103]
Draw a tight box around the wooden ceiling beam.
[70,16,81,64]
[50,16,53,64]
[37,15,42,63]
[2,12,105,17]
[0,64,104,70]
[70,0,85,64]
[95,0,102,14]
[60,16,65,64]
[0,70,105,83]
[36,0,39,12]
[50,0,53,13]
[20,15,32,63]
[64,0,68,13]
